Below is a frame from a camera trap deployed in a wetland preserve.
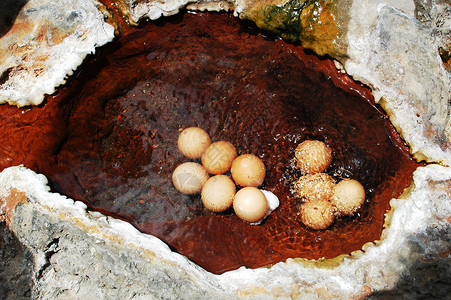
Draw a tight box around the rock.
[0,223,33,300]
[0,0,115,106]
[414,0,451,73]
[345,1,451,165]
[0,167,232,299]
[236,0,350,59]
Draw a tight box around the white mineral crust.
[345,0,451,165]
[0,0,114,106]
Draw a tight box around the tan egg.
[300,199,335,230]
[201,175,236,212]
[177,127,211,159]
[231,154,266,187]
[172,162,209,194]
[294,140,333,174]
[331,179,365,216]
[233,187,268,223]
[201,141,237,175]
[293,173,335,202]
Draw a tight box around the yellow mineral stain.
[240,0,350,60]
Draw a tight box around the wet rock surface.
[0,223,33,300]
[236,0,351,59]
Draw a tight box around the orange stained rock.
[0,188,27,226]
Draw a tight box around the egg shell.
[231,154,266,187]
[177,127,211,159]
[201,175,236,212]
[300,199,335,230]
[233,187,268,223]
[172,162,209,194]
[294,140,333,174]
[201,141,237,175]
[331,179,365,216]
[293,173,335,202]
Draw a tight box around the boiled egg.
[172,162,209,194]
[201,141,237,174]
[177,127,211,159]
[233,187,268,223]
[201,175,236,212]
[231,154,266,187]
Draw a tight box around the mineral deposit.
[0,0,114,106]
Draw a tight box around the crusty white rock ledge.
[0,0,114,106]
[0,165,449,299]
[345,0,451,165]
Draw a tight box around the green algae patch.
[241,0,350,59]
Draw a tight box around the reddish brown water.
[0,12,419,274]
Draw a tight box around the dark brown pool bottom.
[0,12,419,274]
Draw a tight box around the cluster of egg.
[172,127,276,224]
[292,140,366,230]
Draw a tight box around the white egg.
[233,187,268,223]
[331,179,365,216]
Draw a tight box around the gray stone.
[0,223,33,300]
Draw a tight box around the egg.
[233,187,268,223]
[231,154,266,187]
[201,141,237,175]
[300,199,335,230]
[172,162,209,194]
[292,173,335,202]
[294,140,332,174]
[201,175,236,212]
[331,179,365,216]
[177,127,211,159]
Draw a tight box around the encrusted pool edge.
[0,0,115,107]
[0,164,449,299]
